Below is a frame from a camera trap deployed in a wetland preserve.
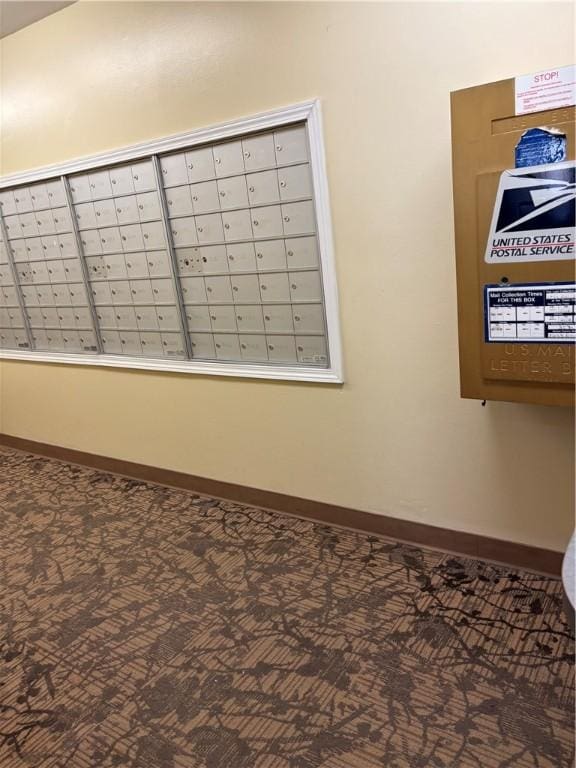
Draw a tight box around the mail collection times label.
[485,160,575,264]
[485,284,575,343]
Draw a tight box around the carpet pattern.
[0,447,574,768]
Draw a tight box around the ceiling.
[0,1,75,39]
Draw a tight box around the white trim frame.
[0,100,344,384]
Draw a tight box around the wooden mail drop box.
[451,70,575,407]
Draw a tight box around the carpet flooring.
[0,447,574,768]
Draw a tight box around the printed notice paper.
[485,283,575,343]
[515,65,576,116]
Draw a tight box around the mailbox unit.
[0,101,343,383]
[451,69,575,406]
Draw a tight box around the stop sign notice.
[515,64,575,115]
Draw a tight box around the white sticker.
[485,283,575,343]
[485,161,575,264]
[515,65,576,115]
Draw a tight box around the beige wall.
[1,1,574,551]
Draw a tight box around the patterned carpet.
[0,447,574,768]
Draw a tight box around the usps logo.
[485,160,575,264]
